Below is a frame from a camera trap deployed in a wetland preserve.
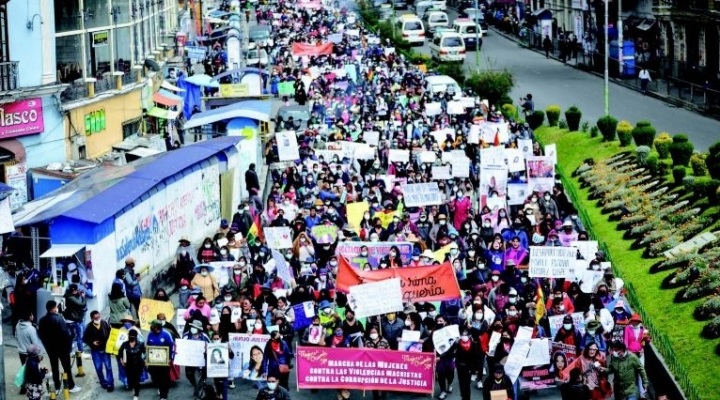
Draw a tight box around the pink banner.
[291,43,333,57]
[0,98,44,139]
[296,347,435,394]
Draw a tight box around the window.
[443,37,463,47]
[87,31,112,79]
[56,34,84,83]
[84,0,111,29]
[54,0,83,33]
[464,25,477,34]
[405,21,422,31]
[114,27,132,72]
[0,3,8,62]
[122,118,142,139]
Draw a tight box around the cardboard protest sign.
[174,338,207,367]
[311,224,338,244]
[432,325,460,355]
[138,298,176,331]
[431,165,451,180]
[277,131,300,161]
[271,249,294,285]
[347,278,404,318]
[335,241,414,269]
[296,347,435,393]
[480,165,509,208]
[264,227,294,249]
[401,182,444,207]
[207,343,230,378]
[418,150,437,163]
[228,333,271,380]
[398,340,424,352]
[105,328,129,355]
[450,157,471,178]
[528,246,577,278]
[346,201,369,233]
[336,257,462,302]
[468,125,480,144]
[480,147,505,166]
[447,100,465,115]
[425,102,442,116]
[388,149,410,163]
[548,312,586,338]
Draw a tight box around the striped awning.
[147,107,179,120]
[153,92,181,107]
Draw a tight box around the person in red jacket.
[554,314,581,354]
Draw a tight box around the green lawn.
[535,126,719,400]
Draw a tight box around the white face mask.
[491,276,499,282]
[330,261,338,267]
[508,297,517,304]
[483,222,491,228]
[190,327,199,334]
[587,329,596,336]
[468,250,475,257]
[370,333,379,340]
[234,270,242,275]
[405,319,411,327]
[201,271,209,277]
[204,244,211,249]
[507,310,517,317]
[439,220,446,225]
[474,312,483,320]
[361,251,368,257]
[224,296,232,302]
[267,382,278,391]
[181,286,188,290]
[324,308,332,314]
[563,323,572,330]
[239,261,247,267]
[254,322,262,329]
[213,340,221,344]
[220,250,228,256]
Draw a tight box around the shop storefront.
[64,90,144,159]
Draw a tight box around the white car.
[246,49,269,67]
[429,32,466,62]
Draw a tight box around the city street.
[403,8,720,151]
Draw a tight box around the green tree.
[669,134,694,166]
[465,70,514,107]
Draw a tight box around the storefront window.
[112,0,131,24]
[114,27,132,72]
[84,0,111,29]
[56,34,85,83]
[86,31,112,79]
[54,0,83,33]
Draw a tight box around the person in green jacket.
[605,341,648,400]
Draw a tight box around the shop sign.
[0,98,44,139]
[219,83,249,97]
[85,108,106,135]
[92,30,109,47]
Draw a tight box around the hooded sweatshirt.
[16,320,45,355]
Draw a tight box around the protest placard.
[398,340,424,352]
[528,177,555,194]
[518,139,533,158]
[209,261,235,287]
[278,81,295,96]
[229,333,270,380]
[418,150,437,163]
[138,298,175,331]
[105,328,129,355]
[447,100,465,115]
[292,301,315,330]
[401,330,422,342]
[276,131,300,161]
[400,182,444,207]
[431,165,451,180]
[174,338,207,367]
[548,312,586,338]
[388,149,410,163]
[430,128,455,145]
[526,156,555,178]
[346,201,369,233]
[207,343,230,378]
[480,122,510,144]
[271,249,294,285]
[525,338,550,366]
[571,240,599,261]
[504,338,530,383]
[487,331,501,356]
[480,147,506,166]
[354,145,376,160]
[328,33,343,43]
[518,364,554,391]
[425,102,442,116]
[544,144,558,165]
[528,247,577,278]
[176,309,187,329]
[348,278,404,318]
[264,227,294,249]
[337,257,462,302]
[296,347,435,393]
[505,148,526,173]
[468,125,480,144]
[580,269,603,293]
[336,241,414,269]
[507,183,529,206]
[311,224,339,244]
[432,325,460,355]
[364,131,380,146]
[451,157,471,178]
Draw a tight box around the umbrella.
[185,74,220,88]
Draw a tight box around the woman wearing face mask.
[379,245,403,268]
[182,320,210,397]
[404,312,428,339]
[494,209,511,234]
[563,343,611,399]
[455,328,480,400]
[108,283,133,328]
[292,232,315,262]
[463,303,491,387]
[191,265,220,301]
[485,240,506,273]
[425,316,456,400]
[115,314,144,388]
[198,238,219,264]
[175,237,199,284]
[118,330,146,400]
[217,245,235,262]
[262,331,293,389]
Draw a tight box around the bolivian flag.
[247,215,264,246]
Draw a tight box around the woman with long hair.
[563,343,612,400]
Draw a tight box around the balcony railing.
[0,61,19,92]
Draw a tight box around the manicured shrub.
[545,105,562,127]
[501,104,517,120]
[646,154,659,173]
[659,159,672,176]
[581,121,590,133]
[692,178,720,201]
[654,132,672,159]
[527,110,545,129]
[669,134,694,166]
[683,176,696,192]
[466,70,514,107]
[596,115,618,142]
[708,141,720,180]
[617,120,634,146]
[558,119,568,129]
[691,153,709,176]
[590,125,599,138]
[673,166,687,185]
[632,120,657,146]
[636,146,651,165]
[564,106,582,131]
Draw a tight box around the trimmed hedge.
[670,134,694,166]
[673,166,687,185]
[655,132,673,159]
[632,120,657,147]
[691,153,709,177]
[527,110,545,129]
[617,120,634,146]
[564,106,582,131]
[545,105,562,127]
[596,115,618,142]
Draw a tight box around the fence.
[553,161,702,400]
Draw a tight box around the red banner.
[336,256,462,302]
[291,43,333,56]
[296,347,435,393]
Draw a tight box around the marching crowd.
[9,1,658,400]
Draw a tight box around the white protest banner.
[174,338,207,367]
[544,144,558,165]
[347,278,404,319]
[504,338,530,383]
[401,330,422,341]
[228,333,271,380]
[505,148,526,173]
[264,227,294,249]
[487,331,501,356]
[364,131,380,146]
[418,150,437,164]
[480,147,506,166]
[458,97,476,109]
[208,261,235,287]
[401,182,444,207]
[447,101,465,115]
[388,149,410,163]
[276,131,300,161]
[431,165,451,180]
[518,139,533,158]
[548,312,586,338]
[176,309,187,330]
[571,240,599,261]
[468,125,480,144]
[315,149,343,163]
[430,128,455,145]
[271,249,294,285]
[0,197,14,234]
[507,184,529,206]
[528,178,556,194]
[207,342,230,378]
[524,338,550,366]
[580,269,603,293]
[528,246,577,278]
[432,324,460,355]
[566,259,587,282]
[425,102,442,116]
[354,145,376,160]
[451,157,471,178]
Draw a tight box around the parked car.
[460,8,489,34]
[423,11,450,36]
[395,15,426,45]
[246,49,269,67]
[429,32,466,62]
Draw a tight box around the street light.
[474,0,480,70]
[604,0,609,115]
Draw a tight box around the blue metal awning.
[183,100,272,130]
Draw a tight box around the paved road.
[404,8,720,151]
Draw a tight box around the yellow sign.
[219,83,250,97]
[433,244,452,262]
[373,210,398,229]
[138,298,176,331]
[105,328,129,355]
[346,202,369,234]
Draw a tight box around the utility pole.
[604,0,609,116]
[474,0,480,70]
[617,0,623,76]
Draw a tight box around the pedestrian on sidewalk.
[119,329,146,400]
[38,300,81,394]
[24,345,48,400]
[543,35,552,59]
[82,310,115,392]
[16,310,45,395]
[639,68,652,95]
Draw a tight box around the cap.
[449,242,459,250]
[128,329,139,338]
[318,300,332,310]
[491,270,501,276]
[220,219,229,228]
[180,278,190,286]
[179,236,191,243]
[151,319,164,328]
[493,364,505,373]
[508,287,518,296]
[67,263,78,271]
[630,313,642,323]
[438,214,447,220]
[563,220,573,227]
[120,314,135,323]
[189,320,204,330]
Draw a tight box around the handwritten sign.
[388,149,410,163]
[528,247,577,278]
[265,227,294,249]
[335,241,413,269]
[138,298,175,331]
[431,165,451,180]
[311,224,339,244]
[451,157,470,178]
[174,338,207,367]
[400,182,444,207]
[347,278,404,319]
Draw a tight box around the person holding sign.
[481,364,514,400]
[262,331,293,389]
[146,320,175,400]
[118,329,146,400]
[183,320,211,398]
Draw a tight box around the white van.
[429,32,466,62]
[452,18,483,50]
[423,11,450,36]
[423,75,463,99]
[396,15,425,45]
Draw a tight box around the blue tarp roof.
[183,100,272,130]
[14,137,241,226]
